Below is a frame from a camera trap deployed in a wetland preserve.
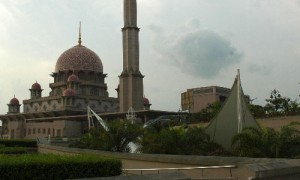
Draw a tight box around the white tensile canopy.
[205,70,261,150]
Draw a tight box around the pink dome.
[55,45,103,73]
[68,74,79,82]
[10,97,20,105]
[31,82,41,90]
[63,88,76,96]
[143,97,150,105]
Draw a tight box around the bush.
[0,139,37,147]
[138,126,227,156]
[70,120,143,152]
[0,147,28,154]
[0,154,122,179]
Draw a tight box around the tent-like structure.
[205,70,261,150]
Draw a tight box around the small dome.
[68,74,79,82]
[10,97,20,106]
[63,88,76,96]
[31,81,41,90]
[55,45,103,73]
[143,97,150,105]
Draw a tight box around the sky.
[1,0,300,114]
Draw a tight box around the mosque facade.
[0,0,151,139]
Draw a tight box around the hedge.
[0,154,122,179]
[0,139,37,147]
[0,147,28,154]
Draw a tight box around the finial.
[78,21,82,46]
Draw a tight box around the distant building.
[181,86,231,113]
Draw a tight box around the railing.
[123,165,237,179]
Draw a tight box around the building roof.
[9,96,20,106]
[31,81,41,90]
[55,45,103,73]
[143,97,150,105]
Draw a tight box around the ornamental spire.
[78,21,82,46]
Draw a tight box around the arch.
[55,88,62,96]
[88,71,95,82]
[67,70,73,78]
[41,102,50,111]
[50,100,60,110]
[33,103,40,112]
[59,72,66,82]
[78,71,85,80]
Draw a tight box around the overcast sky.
[1,0,300,114]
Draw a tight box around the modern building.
[0,0,153,140]
[181,86,231,113]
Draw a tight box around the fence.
[123,165,237,179]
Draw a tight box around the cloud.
[247,64,271,75]
[185,18,201,29]
[150,22,242,78]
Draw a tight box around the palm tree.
[231,122,300,158]
[231,127,267,157]
[138,126,225,155]
[70,120,143,152]
[276,122,300,158]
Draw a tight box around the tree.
[231,127,267,157]
[231,122,300,158]
[190,101,222,122]
[249,104,265,118]
[264,89,296,116]
[137,126,226,155]
[287,100,300,115]
[276,122,300,158]
[70,120,143,152]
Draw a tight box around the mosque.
[0,0,164,139]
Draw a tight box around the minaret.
[119,0,144,112]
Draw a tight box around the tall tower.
[119,0,144,112]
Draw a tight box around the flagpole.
[237,69,242,134]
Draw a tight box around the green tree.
[249,104,266,118]
[231,127,266,157]
[264,89,295,116]
[71,120,143,152]
[138,126,226,155]
[231,122,300,158]
[287,100,300,115]
[190,101,222,122]
[265,89,299,116]
[276,122,300,158]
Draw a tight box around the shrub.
[0,147,28,154]
[70,120,143,152]
[0,139,37,147]
[0,154,122,179]
[138,126,226,156]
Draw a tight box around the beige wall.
[195,115,300,131]
[181,86,230,113]
[257,116,300,131]
[2,119,86,140]
[193,93,218,113]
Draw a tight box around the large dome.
[55,45,103,73]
